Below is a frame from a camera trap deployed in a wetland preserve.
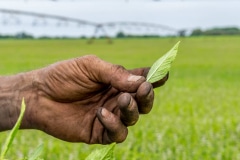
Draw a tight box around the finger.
[129,68,169,88]
[136,81,154,114]
[152,73,169,88]
[78,55,145,92]
[97,107,128,143]
[118,93,139,126]
[129,67,150,77]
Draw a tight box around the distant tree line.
[0,32,34,39]
[0,32,87,40]
[1,27,240,39]
[191,27,240,36]
[115,32,164,38]
[115,27,240,38]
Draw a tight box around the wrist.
[0,71,38,131]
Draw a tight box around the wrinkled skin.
[0,55,168,144]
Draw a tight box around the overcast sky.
[0,0,239,37]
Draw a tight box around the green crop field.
[0,37,240,160]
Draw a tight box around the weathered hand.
[24,55,168,144]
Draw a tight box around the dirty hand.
[0,55,168,144]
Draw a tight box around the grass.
[0,36,240,159]
[1,99,26,160]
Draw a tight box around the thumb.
[129,68,169,88]
[79,55,145,92]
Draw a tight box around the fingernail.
[101,108,110,118]
[128,75,142,82]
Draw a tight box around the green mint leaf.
[28,144,44,160]
[146,41,180,83]
[85,143,116,160]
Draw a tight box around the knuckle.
[112,64,126,73]
[108,126,128,143]
[83,54,98,60]
[116,136,127,143]
[75,55,98,64]
[115,132,128,143]
[121,112,139,126]
[139,103,153,114]
[126,118,138,126]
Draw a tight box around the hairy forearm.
[0,72,37,131]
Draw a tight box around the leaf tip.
[174,41,181,49]
[146,41,180,83]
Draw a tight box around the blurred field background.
[0,36,240,159]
